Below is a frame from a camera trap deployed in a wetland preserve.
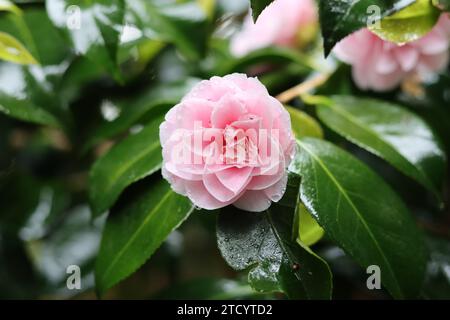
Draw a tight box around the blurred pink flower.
[333,14,450,91]
[230,0,318,57]
[159,74,296,212]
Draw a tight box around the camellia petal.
[334,14,450,91]
[160,74,296,212]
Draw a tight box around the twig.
[276,73,330,104]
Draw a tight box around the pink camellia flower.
[159,74,296,212]
[333,14,450,91]
[230,0,318,57]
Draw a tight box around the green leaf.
[89,115,165,217]
[117,38,165,82]
[0,8,70,66]
[46,0,125,81]
[291,138,427,299]
[0,0,21,15]
[0,31,37,65]
[218,46,313,75]
[217,200,332,299]
[319,0,416,55]
[0,8,73,128]
[250,0,274,22]
[85,79,198,151]
[95,179,193,296]
[127,0,210,61]
[286,106,323,140]
[369,0,441,43]
[197,0,216,19]
[315,95,446,202]
[0,92,61,127]
[298,203,324,247]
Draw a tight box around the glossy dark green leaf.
[46,0,125,81]
[286,107,325,248]
[316,95,446,202]
[95,179,193,296]
[0,31,37,65]
[85,79,198,151]
[319,0,415,55]
[0,61,71,128]
[298,203,324,247]
[0,8,72,127]
[0,8,71,66]
[291,138,427,299]
[217,200,332,299]
[250,0,274,21]
[0,91,61,127]
[218,46,313,75]
[370,0,441,43]
[286,106,323,140]
[126,0,210,60]
[89,115,165,217]
[0,0,21,15]
[117,38,165,82]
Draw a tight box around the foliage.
[0,0,449,300]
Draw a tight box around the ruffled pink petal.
[351,65,370,90]
[376,51,399,74]
[418,52,449,73]
[160,104,182,145]
[393,45,419,72]
[334,29,375,63]
[224,73,269,96]
[271,108,294,153]
[165,104,180,123]
[237,94,277,130]
[333,16,450,92]
[369,69,404,91]
[178,98,214,129]
[159,121,176,146]
[247,159,284,190]
[185,77,236,102]
[203,173,237,202]
[211,95,246,129]
[185,180,230,210]
[231,117,262,132]
[264,173,288,202]
[415,31,449,55]
[165,162,203,181]
[233,190,271,212]
[160,73,296,212]
[257,135,284,173]
[205,163,235,173]
[162,166,187,196]
[216,166,253,194]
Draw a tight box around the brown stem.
[276,73,330,104]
